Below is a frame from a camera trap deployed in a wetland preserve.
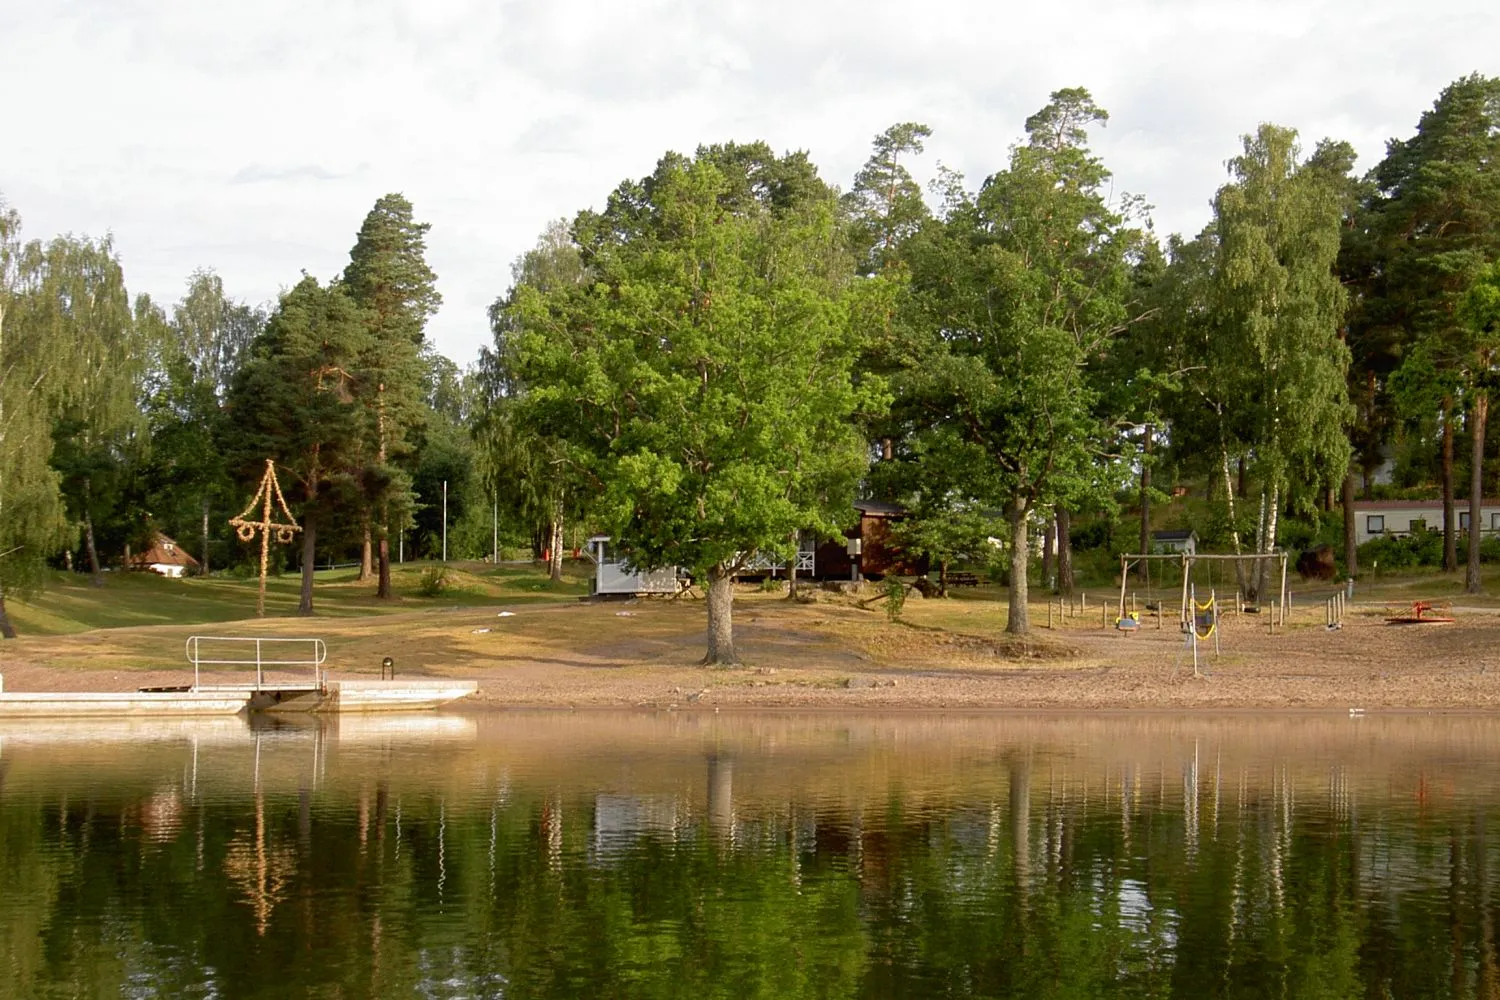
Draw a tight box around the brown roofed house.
[128,533,200,578]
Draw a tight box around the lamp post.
[847,537,863,583]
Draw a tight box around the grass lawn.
[7,559,591,636]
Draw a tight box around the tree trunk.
[1221,448,1249,598]
[881,437,894,461]
[83,478,102,587]
[548,516,564,583]
[939,558,949,598]
[1006,502,1031,634]
[1343,471,1359,578]
[1041,516,1055,590]
[785,530,799,601]
[1468,391,1488,595]
[0,586,17,639]
[201,499,211,576]
[359,521,373,581]
[1444,397,1458,573]
[299,515,317,616]
[1138,422,1152,582]
[1056,508,1073,595]
[377,533,393,600]
[1236,455,1247,499]
[1258,484,1280,601]
[703,565,738,665]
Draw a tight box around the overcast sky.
[2,0,1495,365]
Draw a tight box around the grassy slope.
[7,560,591,636]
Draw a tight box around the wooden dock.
[0,635,477,718]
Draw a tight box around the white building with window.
[1350,499,1500,546]
[585,536,684,596]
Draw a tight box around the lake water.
[1,711,1498,998]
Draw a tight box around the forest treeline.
[1,75,1497,657]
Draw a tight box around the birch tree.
[1211,126,1354,596]
[0,203,89,634]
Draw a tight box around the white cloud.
[1,0,1495,364]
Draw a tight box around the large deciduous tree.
[509,145,885,664]
[1211,126,1355,597]
[900,89,1147,633]
[0,202,74,635]
[480,220,591,582]
[149,270,267,574]
[37,234,141,586]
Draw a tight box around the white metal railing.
[743,544,816,574]
[185,636,327,692]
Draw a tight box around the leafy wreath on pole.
[229,459,302,617]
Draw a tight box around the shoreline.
[4,591,1500,711]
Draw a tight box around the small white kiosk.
[586,536,683,596]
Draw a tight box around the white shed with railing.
[586,537,683,596]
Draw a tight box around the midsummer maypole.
[229,459,302,616]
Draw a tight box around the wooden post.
[1102,604,1108,629]
[1048,600,1054,629]
[1190,583,1200,678]
[1118,557,1129,619]
[1212,588,1220,658]
[1180,555,1191,631]
[1279,554,1288,626]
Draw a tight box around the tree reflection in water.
[0,712,1498,998]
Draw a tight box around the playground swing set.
[1113,551,1290,632]
[1110,551,1293,677]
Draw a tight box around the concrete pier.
[0,691,250,718]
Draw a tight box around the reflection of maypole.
[229,459,302,616]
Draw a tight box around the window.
[1366,515,1385,534]
[1491,512,1500,531]
[1461,511,1472,531]
[1408,518,1426,533]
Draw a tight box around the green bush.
[1358,529,1443,571]
[416,565,453,597]
[883,576,907,622]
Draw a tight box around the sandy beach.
[2,587,1499,711]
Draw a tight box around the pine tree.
[225,277,371,615]
[1346,75,1500,576]
[343,194,440,597]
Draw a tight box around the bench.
[947,571,982,587]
